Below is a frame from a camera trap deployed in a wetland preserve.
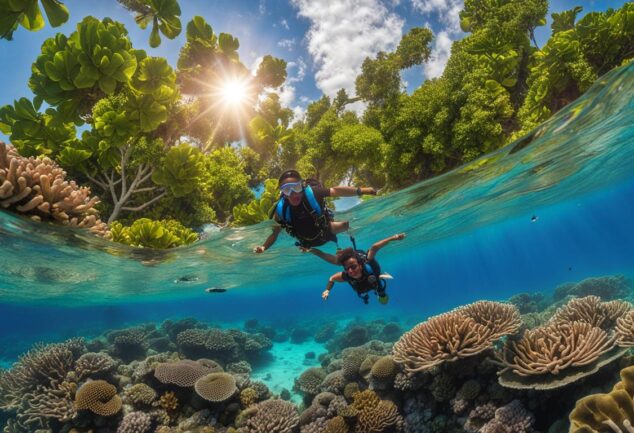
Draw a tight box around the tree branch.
[121,191,167,212]
[87,175,107,190]
[132,187,157,193]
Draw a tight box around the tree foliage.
[117,0,181,48]
[232,178,278,226]
[0,0,69,40]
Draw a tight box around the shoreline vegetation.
[0,1,632,248]
[0,274,633,432]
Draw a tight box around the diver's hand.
[253,245,266,254]
[394,233,406,241]
[322,290,330,300]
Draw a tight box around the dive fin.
[379,273,394,280]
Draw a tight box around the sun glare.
[219,79,249,107]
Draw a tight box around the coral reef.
[74,380,122,416]
[393,301,521,373]
[0,142,107,235]
[194,372,237,402]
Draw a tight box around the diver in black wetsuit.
[306,233,406,305]
[253,170,377,253]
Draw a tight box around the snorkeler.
[306,233,406,305]
[253,170,377,253]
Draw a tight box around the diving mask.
[280,181,304,196]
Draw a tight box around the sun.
[219,78,250,107]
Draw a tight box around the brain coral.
[498,321,624,389]
[342,348,369,380]
[237,399,299,433]
[194,372,237,402]
[295,367,327,396]
[74,380,122,416]
[370,356,396,381]
[154,359,214,387]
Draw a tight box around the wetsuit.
[340,251,386,304]
[274,186,336,248]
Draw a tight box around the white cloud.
[423,30,452,79]
[291,0,404,98]
[277,38,296,51]
[411,0,463,33]
[280,19,290,30]
[259,0,266,15]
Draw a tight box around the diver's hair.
[278,169,302,186]
[338,248,358,266]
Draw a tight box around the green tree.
[232,178,278,226]
[117,0,181,48]
[0,0,69,40]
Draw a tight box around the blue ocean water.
[0,63,633,373]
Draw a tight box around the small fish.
[531,215,538,222]
[205,287,227,293]
[175,275,199,283]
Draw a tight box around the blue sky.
[0,0,628,136]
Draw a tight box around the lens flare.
[219,78,249,107]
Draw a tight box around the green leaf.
[149,17,161,48]
[40,0,69,27]
[218,32,239,53]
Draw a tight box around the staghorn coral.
[18,380,77,431]
[498,321,624,389]
[0,142,107,235]
[123,383,157,407]
[74,379,122,416]
[117,411,153,433]
[75,352,116,379]
[194,372,237,402]
[392,311,494,373]
[0,338,85,409]
[549,296,632,330]
[237,399,299,433]
[154,359,215,387]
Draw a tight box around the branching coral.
[75,352,116,379]
[0,142,107,235]
[393,301,521,373]
[0,338,85,409]
[498,321,624,389]
[393,311,494,372]
[549,295,632,330]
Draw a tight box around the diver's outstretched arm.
[253,225,282,253]
[304,247,340,265]
[367,233,406,261]
[329,186,377,197]
[322,272,345,300]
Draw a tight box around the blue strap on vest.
[275,185,322,224]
